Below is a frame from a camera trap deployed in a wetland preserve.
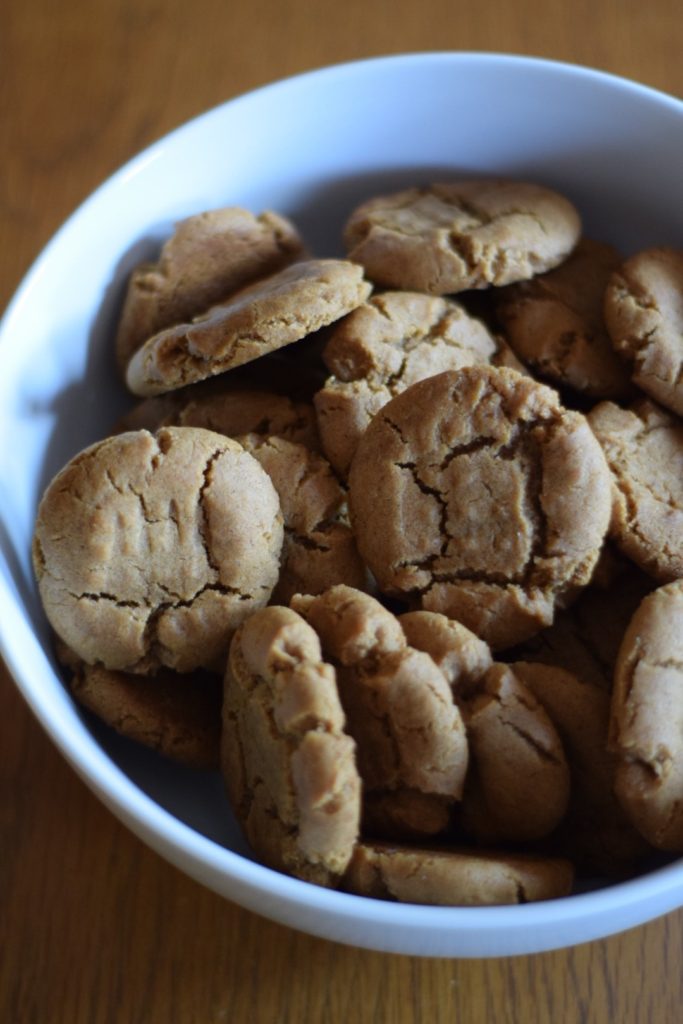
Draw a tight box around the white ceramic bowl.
[2,52,683,959]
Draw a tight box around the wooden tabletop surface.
[2,1,683,1020]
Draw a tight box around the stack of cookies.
[32,183,683,905]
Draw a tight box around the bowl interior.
[1,52,683,957]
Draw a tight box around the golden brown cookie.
[343,180,581,294]
[495,239,633,399]
[343,841,574,905]
[609,581,683,851]
[398,610,493,699]
[222,606,361,884]
[115,207,305,373]
[589,398,683,582]
[56,641,221,769]
[314,290,496,476]
[604,247,683,415]
[459,663,571,842]
[236,434,369,604]
[32,427,283,673]
[512,661,650,875]
[125,259,371,397]
[348,366,612,650]
[292,586,468,839]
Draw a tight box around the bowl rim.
[2,49,683,955]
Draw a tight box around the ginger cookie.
[32,427,283,674]
[236,434,369,604]
[496,239,633,399]
[609,581,683,851]
[398,610,493,699]
[348,366,612,650]
[222,606,361,884]
[56,641,221,769]
[343,841,574,906]
[604,247,683,415]
[125,259,371,397]
[314,290,496,476]
[459,663,571,843]
[292,586,468,839]
[115,207,305,373]
[343,180,580,294]
[512,661,650,875]
[589,398,683,582]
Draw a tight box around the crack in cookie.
[32,427,283,673]
[343,181,580,294]
[349,366,611,649]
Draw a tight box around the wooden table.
[2,1,682,1020]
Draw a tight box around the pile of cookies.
[32,183,683,906]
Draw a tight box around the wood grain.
[2,0,682,1021]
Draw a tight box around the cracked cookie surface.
[496,239,633,399]
[604,247,683,415]
[589,398,683,582]
[315,290,497,476]
[221,605,361,884]
[343,841,574,905]
[343,180,581,294]
[610,580,683,851]
[116,207,305,373]
[236,434,369,603]
[348,366,612,649]
[292,586,468,838]
[32,426,283,673]
[125,259,371,397]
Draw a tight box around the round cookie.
[609,581,683,851]
[348,366,612,650]
[343,841,574,906]
[222,606,361,885]
[125,259,371,397]
[115,207,305,373]
[459,663,571,843]
[604,247,683,415]
[512,661,650,875]
[292,586,468,839]
[315,290,496,476]
[32,427,283,673]
[588,398,683,582]
[495,239,633,399]
[236,434,369,604]
[343,180,581,294]
[56,642,221,769]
